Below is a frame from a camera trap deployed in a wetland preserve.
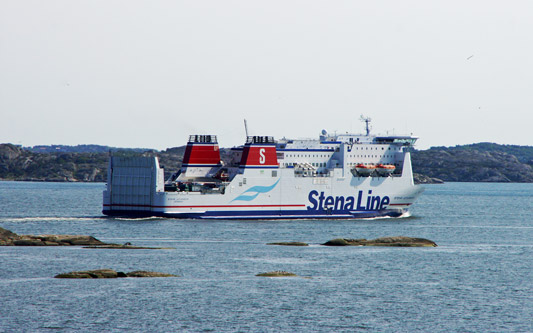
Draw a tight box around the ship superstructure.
[103,125,423,219]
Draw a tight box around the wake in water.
[111,216,166,222]
[2,212,415,223]
[0,216,167,223]
[0,216,104,223]
[355,210,413,221]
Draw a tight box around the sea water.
[0,181,532,332]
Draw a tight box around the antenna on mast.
[244,119,249,138]
[360,115,372,136]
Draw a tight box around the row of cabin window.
[285,154,395,159]
[350,146,401,151]
[347,162,400,166]
[283,162,327,167]
[348,154,395,158]
[286,154,331,158]
[314,146,400,151]
[282,161,400,168]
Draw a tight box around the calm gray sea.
[0,181,532,332]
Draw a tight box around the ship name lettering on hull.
[307,190,390,211]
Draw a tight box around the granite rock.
[267,242,309,246]
[256,271,298,277]
[0,227,107,246]
[54,269,177,279]
[322,236,437,247]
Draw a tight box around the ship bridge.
[374,136,418,146]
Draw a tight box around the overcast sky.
[1,0,532,150]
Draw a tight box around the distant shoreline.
[1,142,532,183]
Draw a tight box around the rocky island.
[256,271,299,277]
[0,227,170,249]
[322,236,437,247]
[267,241,309,246]
[0,226,106,246]
[55,269,177,278]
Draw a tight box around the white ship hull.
[103,150,423,220]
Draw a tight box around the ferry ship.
[102,121,424,219]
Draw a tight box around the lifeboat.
[376,164,396,176]
[354,163,376,176]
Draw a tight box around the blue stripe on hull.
[103,208,405,220]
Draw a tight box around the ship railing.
[293,162,317,171]
[349,168,403,178]
[188,135,218,144]
[246,136,275,144]
[294,170,331,178]
[165,181,229,194]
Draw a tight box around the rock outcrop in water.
[322,236,437,247]
[83,244,173,249]
[54,269,178,278]
[267,241,309,246]
[256,271,298,277]
[0,227,171,249]
[0,227,105,246]
[126,271,177,277]
[413,173,444,184]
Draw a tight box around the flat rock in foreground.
[1,227,169,248]
[322,236,437,247]
[126,271,177,278]
[54,269,178,278]
[55,269,124,279]
[83,244,174,249]
[1,227,105,246]
[256,271,298,277]
[267,242,309,246]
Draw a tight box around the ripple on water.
[1,181,533,332]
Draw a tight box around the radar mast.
[244,119,249,138]
[360,115,372,136]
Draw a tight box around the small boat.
[354,163,376,176]
[376,164,396,176]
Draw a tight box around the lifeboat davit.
[376,164,396,176]
[354,163,376,176]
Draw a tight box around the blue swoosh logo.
[231,179,280,202]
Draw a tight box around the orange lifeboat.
[376,164,396,176]
[354,163,376,176]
